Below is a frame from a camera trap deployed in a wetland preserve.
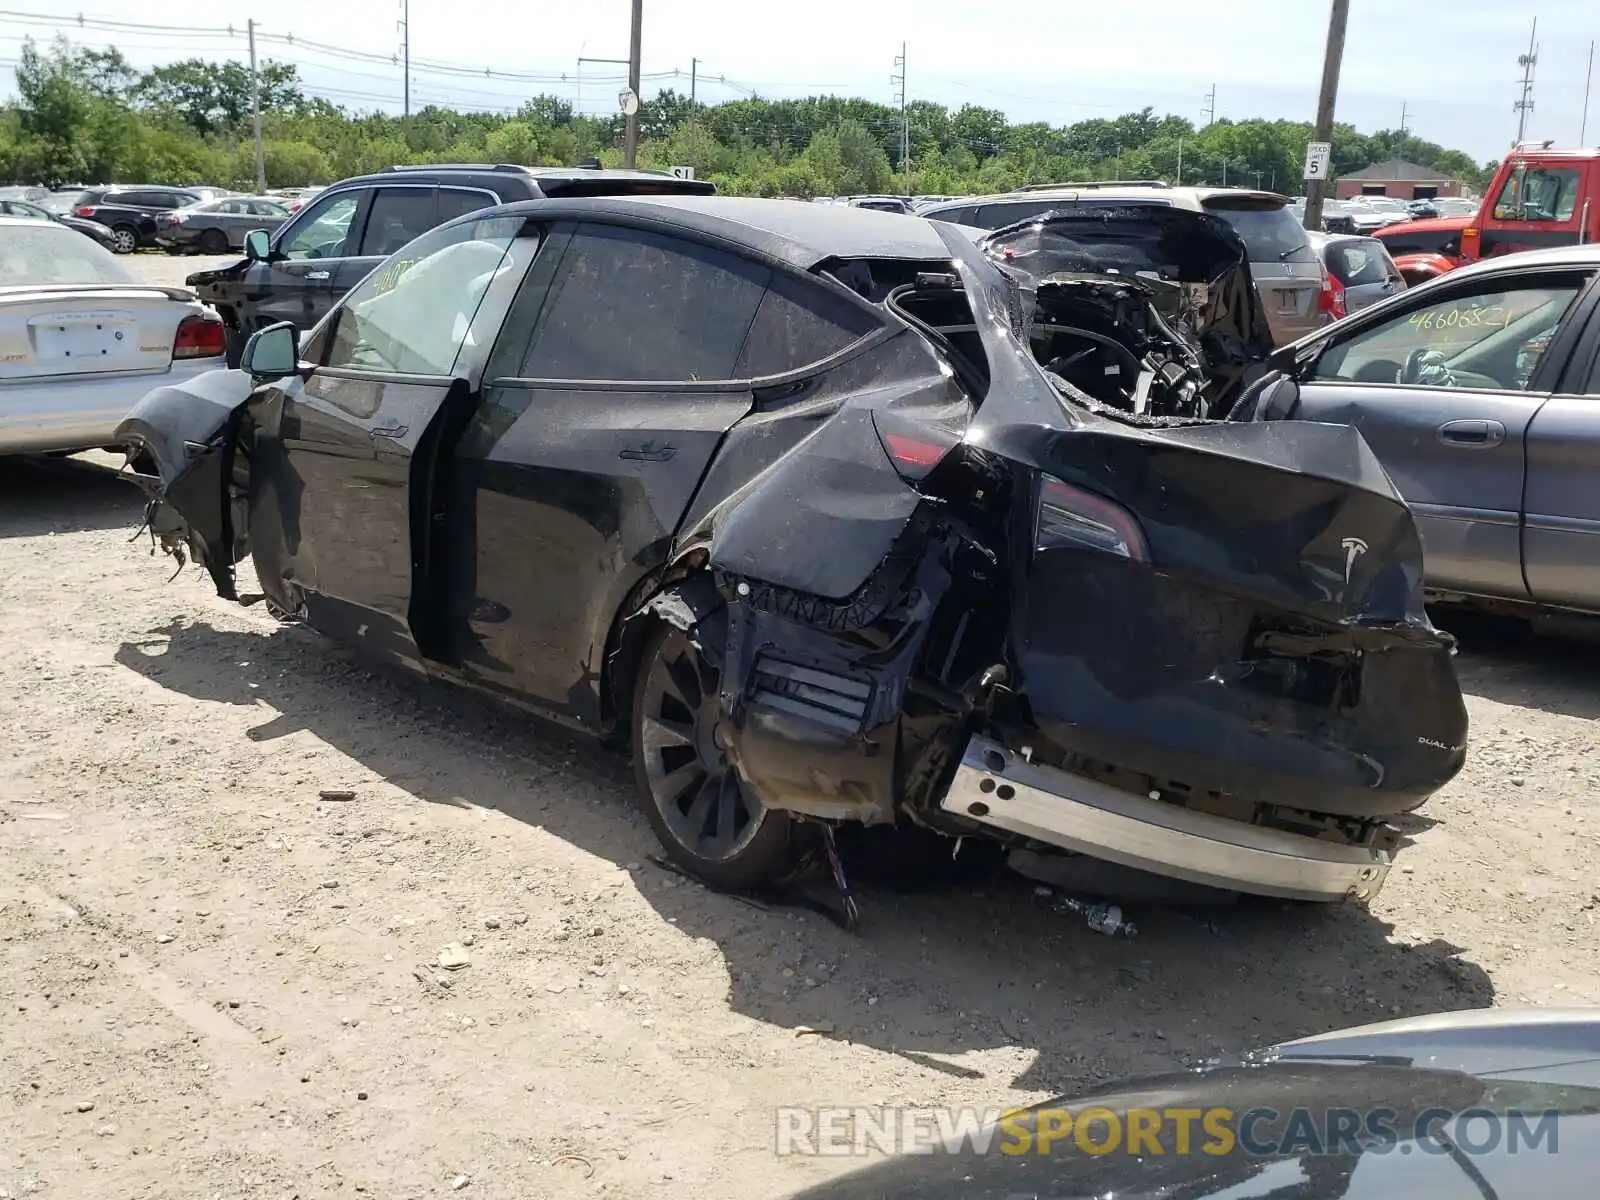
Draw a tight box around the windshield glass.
[1203,202,1316,263]
[0,222,135,286]
[1493,166,1582,222]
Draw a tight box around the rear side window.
[924,205,980,226]
[519,224,770,382]
[736,272,881,377]
[1204,202,1315,264]
[359,187,439,257]
[438,188,496,224]
[1326,240,1391,286]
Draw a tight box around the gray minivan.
[919,182,1329,345]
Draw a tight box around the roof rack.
[379,163,529,174]
[1015,179,1170,192]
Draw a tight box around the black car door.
[445,220,776,724]
[250,213,540,667]
[246,187,375,336]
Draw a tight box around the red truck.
[1374,144,1600,283]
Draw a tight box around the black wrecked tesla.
[117,197,1468,905]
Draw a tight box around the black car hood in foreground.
[978,206,1276,419]
[790,1008,1600,1200]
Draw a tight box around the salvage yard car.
[1233,243,1600,625]
[154,195,291,255]
[117,198,1468,906]
[0,216,226,457]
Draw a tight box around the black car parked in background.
[72,186,205,253]
[187,163,716,364]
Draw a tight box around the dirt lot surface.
[2,252,1598,1198]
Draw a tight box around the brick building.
[1334,159,1464,201]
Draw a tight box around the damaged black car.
[116,197,1468,908]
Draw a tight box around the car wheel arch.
[601,560,720,742]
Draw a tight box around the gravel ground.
[1,255,1597,1198]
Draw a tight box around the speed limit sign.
[1303,141,1332,181]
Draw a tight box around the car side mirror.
[240,321,299,381]
[1257,376,1301,420]
[244,229,270,261]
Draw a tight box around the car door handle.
[1436,419,1505,448]
[305,270,331,282]
[619,441,676,462]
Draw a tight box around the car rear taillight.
[1317,268,1347,321]
[873,410,966,481]
[172,314,227,360]
[74,205,96,217]
[1036,475,1148,562]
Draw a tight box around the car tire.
[199,229,229,255]
[109,225,138,254]
[630,623,817,891]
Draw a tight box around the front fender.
[117,368,259,600]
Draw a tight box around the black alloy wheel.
[630,624,813,889]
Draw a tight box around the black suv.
[73,186,206,254]
[187,164,716,363]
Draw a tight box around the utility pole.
[1303,0,1350,233]
[622,0,643,167]
[1398,100,1409,173]
[401,0,410,117]
[1580,40,1593,144]
[1175,136,1183,184]
[1201,84,1216,127]
[247,19,266,191]
[1513,17,1537,145]
[892,44,909,196]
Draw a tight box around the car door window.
[325,214,531,377]
[280,191,362,260]
[518,223,770,382]
[1309,276,1587,391]
[1492,167,1582,222]
[735,271,882,377]
[358,188,439,258]
[437,188,496,224]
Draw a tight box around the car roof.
[485,195,960,269]
[1444,242,1600,281]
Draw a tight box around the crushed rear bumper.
[942,735,1392,903]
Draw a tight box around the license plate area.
[1272,289,1302,316]
[33,312,136,362]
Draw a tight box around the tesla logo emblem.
[1341,537,1368,583]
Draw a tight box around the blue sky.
[3,0,1596,163]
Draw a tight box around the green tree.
[133,58,301,136]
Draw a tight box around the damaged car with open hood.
[115,196,1468,911]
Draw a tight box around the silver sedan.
[0,217,229,457]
